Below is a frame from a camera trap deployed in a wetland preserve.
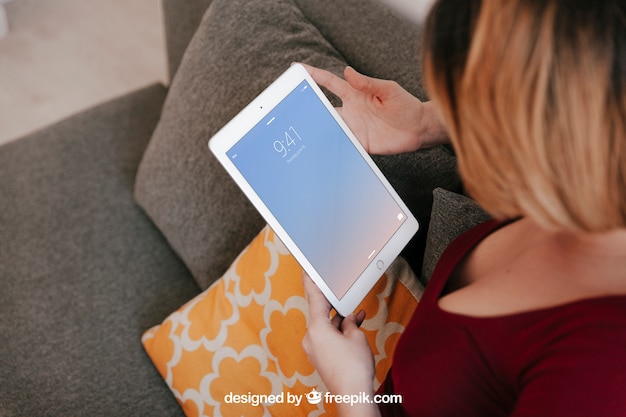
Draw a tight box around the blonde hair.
[424,0,626,232]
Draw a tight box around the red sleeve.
[376,369,410,417]
[510,323,626,417]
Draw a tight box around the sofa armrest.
[0,84,199,417]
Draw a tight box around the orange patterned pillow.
[142,225,422,417]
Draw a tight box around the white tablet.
[208,64,418,316]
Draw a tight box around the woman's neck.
[533,220,626,291]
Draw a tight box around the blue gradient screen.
[228,80,407,298]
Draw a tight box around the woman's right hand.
[299,63,449,154]
[302,273,380,417]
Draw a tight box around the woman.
[302,0,626,416]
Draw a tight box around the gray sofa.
[0,0,487,415]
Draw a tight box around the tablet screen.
[227,80,408,299]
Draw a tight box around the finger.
[355,309,366,327]
[302,272,332,320]
[299,63,352,99]
[340,313,363,335]
[329,308,364,330]
[330,311,343,329]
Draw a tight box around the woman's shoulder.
[437,218,626,318]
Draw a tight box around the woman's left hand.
[302,273,380,416]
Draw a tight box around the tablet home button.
[376,260,385,270]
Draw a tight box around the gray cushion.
[293,0,427,99]
[134,0,462,291]
[135,0,346,291]
[421,188,491,283]
[0,84,198,417]
[161,0,212,80]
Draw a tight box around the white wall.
[377,0,436,23]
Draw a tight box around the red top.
[378,220,626,417]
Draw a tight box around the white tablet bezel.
[208,63,418,316]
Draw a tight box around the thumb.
[344,66,387,96]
